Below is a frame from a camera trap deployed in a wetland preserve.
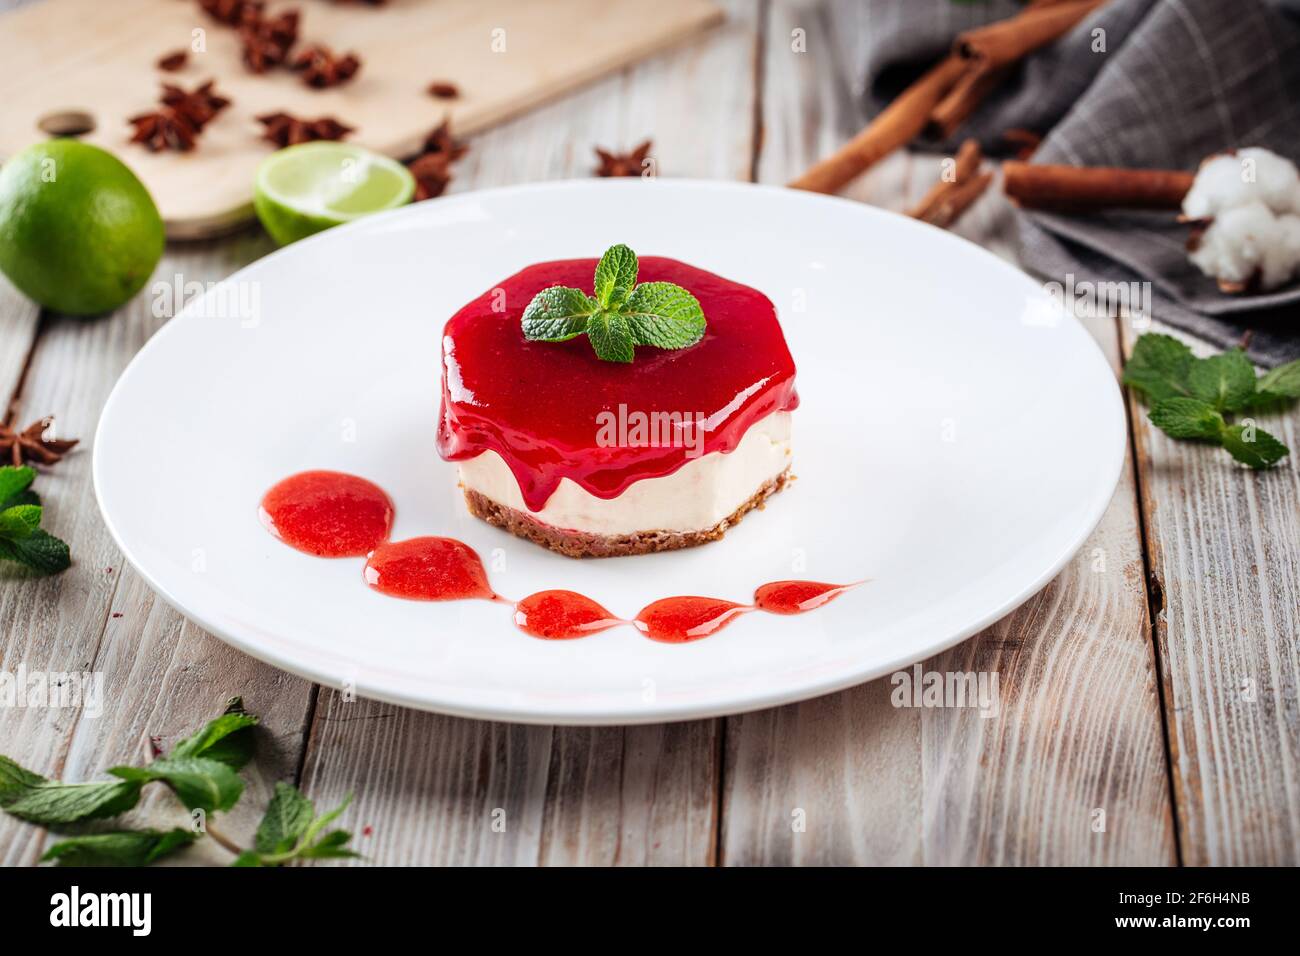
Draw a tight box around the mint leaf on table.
[1148,398,1226,440]
[1121,333,1195,402]
[111,756,244,814]
[0,465,71,575]
[0,465,35,509]
[1221,424,1289,469]
[235,784,359,867]
[521,244,706,363]
[254,782,315,856]
[1187,349,1256,412]
[41,828,197,867]
[170,697,259,769]
[1253,358,1300,404]
[0,529,71,575]
[0,504,41,539]
[0,756,143,825]
[1123,333,1293,470]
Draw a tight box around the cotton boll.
[1189,201,1300,290]
[1181,147,1300,219]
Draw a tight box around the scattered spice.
[292,44,361,88]
[239,7,300,73]
[156,50,189,72]
[199,0,264,25]
[427,81,459,100]
[258,111,354,147]
[594,139,652,177]
[129,80,231,152]
[0,416,79,468]
[406,120,469,200]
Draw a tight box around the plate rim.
[93,177,1128,725]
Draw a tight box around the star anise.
[199,0,264,26]
[594,139,652,177]
[239,8,300,73]
[0,417,79,468]
[406,120,469,201]
[161,80,231,129]
[129,80,230,152]
[128,108,199,151]
[292,44,361,88]
[257,111,353,147]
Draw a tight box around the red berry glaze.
[436,257,798,512]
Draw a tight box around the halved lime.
[254,142,416,246]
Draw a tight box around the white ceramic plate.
[95,179,1124,724]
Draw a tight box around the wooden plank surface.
[0,233,318,866]
[296,0,761,867]
[1124,323,1300,866]
[718,0,1176,865]
[0,0,722,236]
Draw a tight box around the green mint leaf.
[621,282,706,349]
[254,782,314,855]
[1254,358,1300,402]
[0,755,46,804]
[1122,333,1194,403]
[0,504,42,540]
[521,287,596,341]
[586,311,635,363]
[112,756,244,814]
[0,489,39,511]
[1221,424,1289,469]
[2,776,143,825]
[593,244,638,310]
[170,698,258,769]
[1,754,143,825]
[0,528,72,575]
[1147,398,1226,441]
[1188,349,1257,412]
[240,789,358,866]
[41,828,197,867]
[0,466,36,509]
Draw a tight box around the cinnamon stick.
[908,139,982,220]
[918,171,994,228]
[927,63,1006,140]
[956,0,1107,69]
[788,55,967,194]
[1003,161,1195,211]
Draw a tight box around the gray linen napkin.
[830,0,1300,366]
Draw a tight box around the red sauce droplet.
[514,590,622,640]
[364,536,496,601]
[260,470,394,557]
[753,580,854,614]
[633,597,750,643]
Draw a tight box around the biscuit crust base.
[463,468,791,558]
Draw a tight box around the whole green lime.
[0,140,164,315]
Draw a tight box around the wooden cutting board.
[0,0,722,238]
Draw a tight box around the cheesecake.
[436,249,798,557]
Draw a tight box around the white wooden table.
[2,0,1297,866]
